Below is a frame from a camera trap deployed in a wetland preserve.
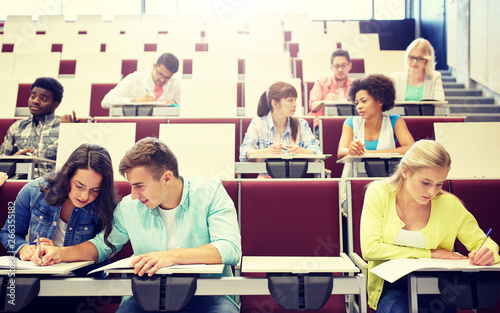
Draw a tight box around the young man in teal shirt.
[37,137,241,313]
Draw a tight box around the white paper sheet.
[88,256,207,275]
[370,258,500,283]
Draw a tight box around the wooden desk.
[390,100,449,116]
[242,255,366,313]
[319,101,356,116]
[109,102,180,117]
[0,257,93,275]
[8,256,366,313]
[237,154,332,178]
[242,255,360,274]
[0,155,56,180]
[337,154,402,177]
[370,258,500,313]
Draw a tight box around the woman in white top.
[337,74,414,159]
[391,38,445,101]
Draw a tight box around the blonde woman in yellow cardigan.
[360,140,500,312]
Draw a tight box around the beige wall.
[446,0,457,69]
[470,0,500,93]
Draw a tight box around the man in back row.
[308,49,353,134]
[0,77,77,178]
[101,52,181,109]
[36,137,241,313]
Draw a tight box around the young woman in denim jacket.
[0,143,118,259]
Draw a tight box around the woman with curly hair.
[337,74,415,159]
[0,143,118,260]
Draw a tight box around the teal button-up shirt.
[89,176,241,277]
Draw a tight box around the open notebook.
[371,258,500,283]
[88,256,208,275]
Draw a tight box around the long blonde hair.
[384,140,451,194]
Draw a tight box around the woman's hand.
[19,238,54,261]
[431,249,468,260]
[348,140,366,156]
[285,145,313,155]
[469,247,495,266]
[266,143,285,155]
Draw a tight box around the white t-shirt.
[393,229,426,249]
[158,207,180,250]
[52,218,68,247]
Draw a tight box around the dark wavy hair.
[257,81,300,142]
[348,74,396,112]
[42,144,117,252]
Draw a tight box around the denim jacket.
[0,178,101,256]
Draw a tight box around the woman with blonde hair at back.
[391,38,445,101]
[360,140,499,312]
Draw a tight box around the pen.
[477,228,493,251]
[37,235,44,267]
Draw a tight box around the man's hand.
[13,148,34,156]
[132,94,155,103]
[61,110,78,123]
[130,251,178,277]
[325,93,338,101]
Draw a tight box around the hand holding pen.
[469,228,495,266]
[19,237,54,261]
[37,235,44,266]
[349,136,366,156]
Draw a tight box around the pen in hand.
[477,228,493,252]
[37,235,44,267]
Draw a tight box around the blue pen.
[477,228,493,251]
[37,235,44,267]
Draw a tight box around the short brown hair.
[119,137,179,180]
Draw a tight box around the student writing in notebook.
[391,38,445,102]
[360,140,500,312]
[337,74,414,159]
[37,137,241,313]
[0,143,117,313]
[101,52,181,109]
[240,81,320,162]
[0,143,117,261]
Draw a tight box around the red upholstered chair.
[121,59,137,78]
[16,83,31,109]
[239,179,346,312]
[402,116,466,142]
[0,181,29,256]
[221,180,239,214]
[94,117,168,142]
[318,117,346,178]
[0,118,19,142]
[90,84,117,117]
[449,179,500,258]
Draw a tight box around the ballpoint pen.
[477,228,493,251]
[37,234,44,267]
